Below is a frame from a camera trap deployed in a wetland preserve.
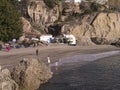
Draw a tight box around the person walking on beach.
[36,49,39,56]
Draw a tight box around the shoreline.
[50,50,120,67]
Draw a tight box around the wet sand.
[50,50,120,67]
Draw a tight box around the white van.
[64,34,76,46]
[40,35,54,43]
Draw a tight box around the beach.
[0,45,119,68]
[0,45,120,90]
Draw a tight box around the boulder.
[11,58,52,90]
[0,67,19,90]
[111,38,120,47]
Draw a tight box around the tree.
[0,0,23,42]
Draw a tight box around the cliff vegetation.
[0,0,23,42]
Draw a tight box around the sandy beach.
[0,45,119,69]
[0,44,120,90]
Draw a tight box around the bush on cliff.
[107,0,120,12]
[44,0,61,8]
[0,0,23,42]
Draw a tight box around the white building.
[74,0,81,3]
[96,0,108,5]
[64,0,82,4]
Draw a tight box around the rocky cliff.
[62,13,120,45]
[93,13,120,44]
[25,0,120,46]
[28,0,59,33]
[21,17,40,35]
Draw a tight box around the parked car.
[63,34,77,46]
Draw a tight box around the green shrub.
[90,2,100,11]
[0,0,23,42]
[43,0,61,8]
[84,9,93,14]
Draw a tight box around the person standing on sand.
[6,44,10,52]
[47,56,51,64]
[36,49,39,56]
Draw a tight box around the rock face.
[21,17,33,33]
[62,3,80,16]
[0,58,52,90]
[21,17,40,35]
[11,58,52,90]
[62,13,120,45]
[28,0,59,32]
[19,17,41,43]
[24,0,120,46]
[0,67,19,90]
[93,13,120,43]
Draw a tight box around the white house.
[96,0,108,5]
[74,0,81,3]
[64,0,81,4]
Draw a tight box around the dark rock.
[111,39,120,47]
